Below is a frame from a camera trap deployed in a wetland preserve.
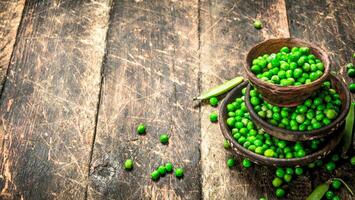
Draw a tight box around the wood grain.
[0,0,25,94]
[199,0,301,199]
[88,0,201,199]
[287,0,355,199]
[0,0,111,199]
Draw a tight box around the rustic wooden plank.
[0,0,25,95]
[199,0,300,199]
[287,0,355,199]
[0,0,111,199]
[88,0,200,199]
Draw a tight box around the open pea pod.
[193,76,244,100]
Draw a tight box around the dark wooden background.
[0,0,354,199]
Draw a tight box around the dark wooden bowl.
[245,73,351,141]
[244,38,330,107]
[219,81,345,167]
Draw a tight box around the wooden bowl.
[245,73,350,141]
[244,38,330,107]
[219,81,345,167]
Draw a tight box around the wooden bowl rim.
[245,73,350,141]
[244,38,330,91]
[219,81,344,166]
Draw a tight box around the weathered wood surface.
[199,0,302,199]
[0,0,111,199]
[0,0,25,94]
[0,0,354,199]
[87,0,201,199]
[287,0,355,199]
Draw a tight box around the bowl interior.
[219,81,344,166]
[245,73,350,141]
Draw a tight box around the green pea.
[272,177,283,187]
[254,19,262,29]
[227,158,236,168]
[284,174,292,183]
[275,188,286,198]
[251,97,261,106]
[224,140,231,149]
[276,168,285,178]
[242,158,252,168]
[325,190,335,200]
[325,161,336,171]
[137,123,146,135]
[295,167,303,175]
[124,159,134,171]
[165,162,173,172]
[209,97,219,107]
[325,109,337,120]
[331,180,341,189]
[210,112,218,122]
[160,134,169,144]
[349,83,355,93]
[280,47,290,53]
[286,167,294,175]
[158,166,166,176]
[251,65,262,74]
[151,170,160,181]
[175,168,184,178]
[264,149,275,157]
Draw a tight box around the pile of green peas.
[225,87,324,158]
[251,46,325,86]
[250,81,341,131]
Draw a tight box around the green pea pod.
[193,76,244,100]
[306,181,331,200]
[341,102,355,158]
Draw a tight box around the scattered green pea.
[160,134,169,144]
[242,158,252,168]
[276,168,285,178]
[275,188,286,198]
[272,177,283,187]
[209,97,219,107]
[295,167,303,176]
[137,123,146,135]
[325,161,336,172]
[325,190,335,199]
[151,170,160,181]
[165,162,173,172]
[283,174,292,183]
[259,197,267,200]
[331,180,342,190]
[175,168,184,178]
[210,112,218,122]
[332,195,341,200]
[254,19,262,29]
[158,166,166,176]
[124,159,134,171]
[227,158,236,168]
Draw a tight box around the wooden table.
[0,0,354,199]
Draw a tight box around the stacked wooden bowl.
[219,38,351,166]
